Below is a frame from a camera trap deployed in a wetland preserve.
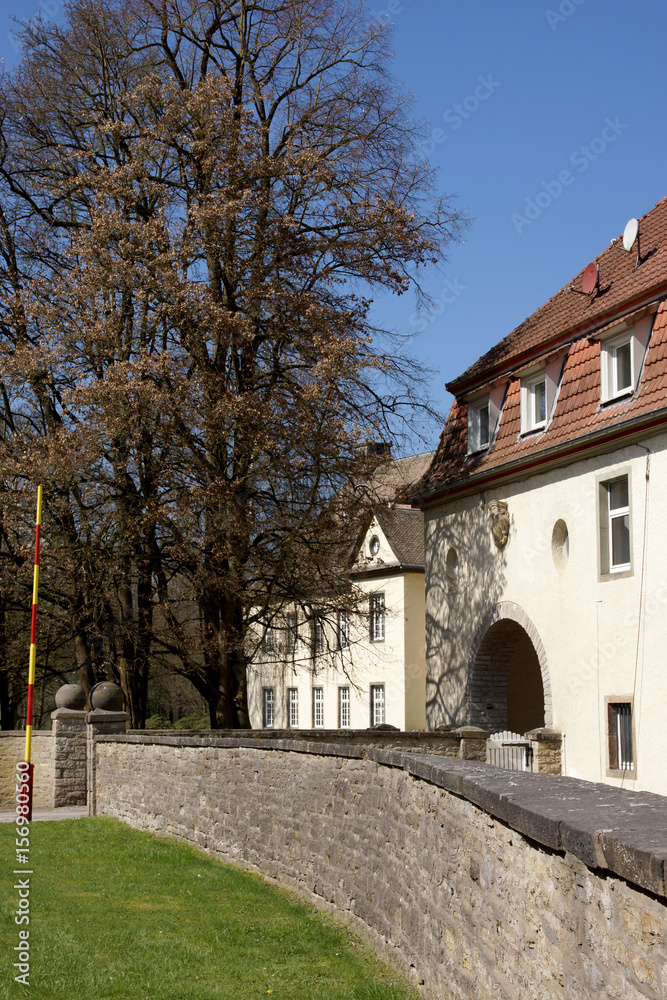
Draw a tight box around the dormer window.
[521,373,547,434]
[468,397,490,453]
[601,332,633,402]
[598,314,654,405]
[466,385,505,456]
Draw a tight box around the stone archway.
[466,602,552,733]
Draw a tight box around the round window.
[369,535,380,557]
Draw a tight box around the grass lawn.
[0,817,418,1000]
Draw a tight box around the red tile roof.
[448,196,667,395]
[414,196,667,504]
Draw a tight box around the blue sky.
[367,0,667,436]
[1,0,667,445]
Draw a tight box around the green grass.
[0,818,417,1000]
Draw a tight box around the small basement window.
[607,700,635,774]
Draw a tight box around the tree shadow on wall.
[425,498,509,728]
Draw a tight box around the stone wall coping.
[96,732,667,899]
[125,727,459,744]
[86,710,131,724]
[51,708,87,721]
[0,730,52,737]
[452,726,490,739]
[525,727,562,742]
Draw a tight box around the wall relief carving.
[488,500,509,549]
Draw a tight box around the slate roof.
[368,451,434,504]
[351,451,433,573]
[412,196,667,505]
[375,507,425,569]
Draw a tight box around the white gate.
[486,731,533,771]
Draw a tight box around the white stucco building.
[247,452,431,732]
[411,196,667,794]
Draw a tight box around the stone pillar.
[86,683,129,816]
[525,728,563,775]
[454,725,490,762]
[51,683,87,807]
[51,710,87,806]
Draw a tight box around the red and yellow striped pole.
[24,485,42,821]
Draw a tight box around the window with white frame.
[468,397,491,453]
[599,475,631,575]
[601,332,633,401]
[286,612,298,653]
[369,592,385,642]
[521,373,547,433]
[313,616,324,655]
[607,700,634,773]
[262,687,274,728]
[287,687,298,728]
[338,610,349,649]
[598,316,654,404]
[339,687,350,728]
[263,625,274,654]
[312,687,324,728]
[370,684,385,726]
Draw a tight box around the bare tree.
[0,0,462,727]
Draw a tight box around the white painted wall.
[425,432,667,795]
[247,517,426,732]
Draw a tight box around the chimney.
[355,441,392,462]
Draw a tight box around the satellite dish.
[582,262,599,295]
[623,218,639,252]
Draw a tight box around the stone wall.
[52,710,88,807]
[0,733,56,809]
[93,733,667,1000]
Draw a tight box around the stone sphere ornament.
[54,683,86,710]
[89,681,124,712]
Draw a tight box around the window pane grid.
[314,617,324,654]
[338,611,349,649]
[339,687,350,728]
[288,688,298,728]
[287,613,298,653]
[370,684,385,726]
[370,593,385,642]
[263,688,274,728]
[313,688,324,727]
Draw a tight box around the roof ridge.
[447,194,667,394]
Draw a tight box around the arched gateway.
[466,602,552,733]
